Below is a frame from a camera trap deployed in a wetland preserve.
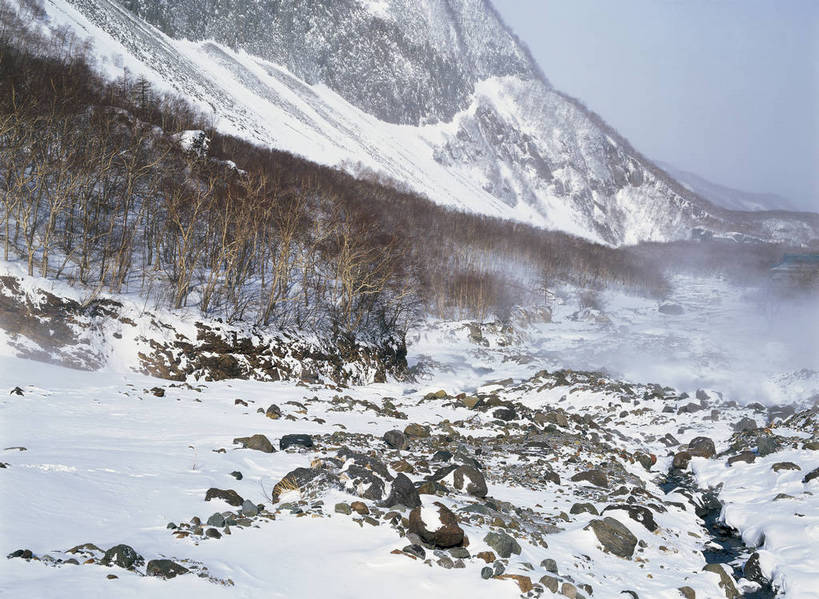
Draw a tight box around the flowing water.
[660,471,776,598]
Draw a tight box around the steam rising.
[540,277,819,408]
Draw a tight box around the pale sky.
[494,0,818,211]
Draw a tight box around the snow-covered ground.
[2,265,818,598]
[411,275,819,408]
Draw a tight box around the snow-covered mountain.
[31,0,819,245]
[656,161,801,213]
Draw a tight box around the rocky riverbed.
[2,272,818,598]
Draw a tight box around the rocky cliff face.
[119,0,539,126]
[36,0,819,245]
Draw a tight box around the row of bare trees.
[0,4,672,345]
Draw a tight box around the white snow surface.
[1,260,818,597]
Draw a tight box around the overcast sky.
[494,0,818,211]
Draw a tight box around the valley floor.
[1,276,818,599]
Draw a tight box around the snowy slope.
[656,162,801,213]
[24,0,819,246]
[3,270,819,597]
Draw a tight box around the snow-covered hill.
[656,162,801,213]
[26,0,819,245]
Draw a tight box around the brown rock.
[570,469,608,488]
[404,423,430,438]
[672,451,692,470]
[407,502,464,548]
[350,501,369,515]
[497,574,533,593]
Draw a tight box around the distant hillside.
[656,161,801,213]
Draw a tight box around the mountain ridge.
[26,0,819,246]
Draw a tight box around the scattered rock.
[743,552,767,586]
[383,430,409,450]
[350,501,369,515]
[757,436,780,457]
[404,423,430,438]
[672,451,692,470]
[702,563,739,598]
[659,302,684,315]
[335,503,352,515]
[497,574,533,593]
[570,502,599,516]
[771,462,801,472]
[603,505,657,532]
[241,499,258,516]
[803,466,819,484]
[146,559,189,579]
[402,544,425,559]
[383,473,422,509]
[150,387,165,397]
[571,469,609,488]
[727,451,756,466]
[586,517,638,558]
[492,407,517,421]
[687,437,716,458]
[10,386,24,396]
[733,417,757,432]
[280,434,313,450]
[206,513,226,527]
[543,470,561,485]
[273,467,338,502]
[678,587,696,599]
[540,575,559,593]
[342,465,386,500]
[101,544,144,570]
[634,452,656,471]
[265,404,282,419]
[460,396,480,409]
[233,434,275,453]
[449,465,488,498]
[431,450,453,462]
[483,531,521,558]
[408,502,464,548]
[541,558,558,573]
[205,488,244,507]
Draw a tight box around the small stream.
[660,470,776,598]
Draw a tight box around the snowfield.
[2,264,818,598]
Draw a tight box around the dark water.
[660,471,776,598]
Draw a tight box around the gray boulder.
[383,473,421,509]
[483,531,521,558]
[146,559,189,579]
[101,544,144,570]
[585,517,638,558]
[687,437,716,458]
[383,429,409,450]
[571,469,609,488]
